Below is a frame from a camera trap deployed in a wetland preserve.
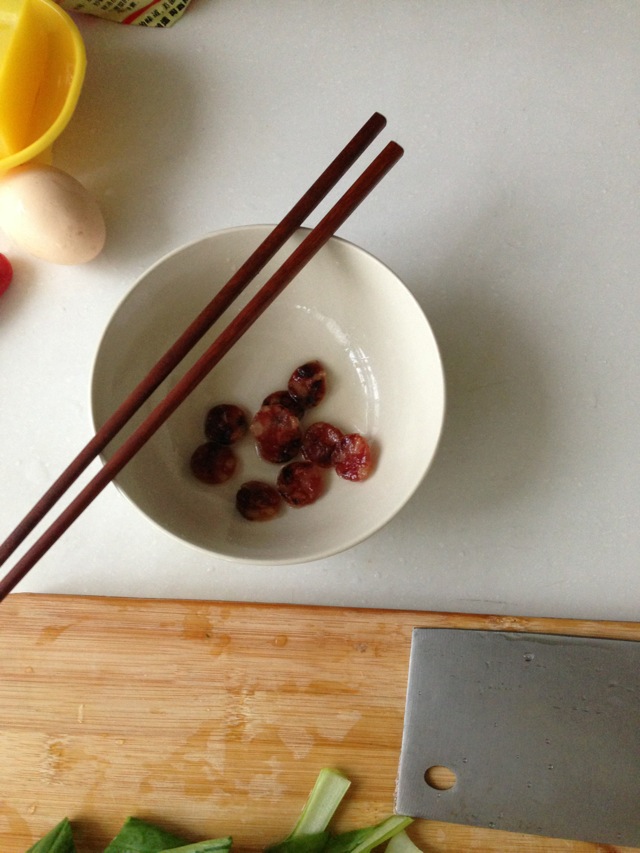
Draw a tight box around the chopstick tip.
[386,141,405,161]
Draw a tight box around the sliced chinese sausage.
[332,433,373,482]
[262,389,306,419]
[287,360,327,409]
[204,403,248,445]
[190,442,237,484]
[301,422,344,468]
[277,461,326,507]
[250,403,302,463]
[236,480,282,521]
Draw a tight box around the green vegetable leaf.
[158,837,233,853]
[22,767,419,853]
[322,827,369,853]
[264,831,330,853]
[104,817,188,853]
[325,816,413,853]
[25,818,76,853]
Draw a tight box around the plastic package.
[57,0,193,26]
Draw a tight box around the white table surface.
[1,1,638,620]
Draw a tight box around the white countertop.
[1,1,638,620]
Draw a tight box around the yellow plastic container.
[0,0,86,173]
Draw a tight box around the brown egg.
[0,164,106,264]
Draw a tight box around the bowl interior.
[91,226,444,564]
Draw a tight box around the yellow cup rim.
[0,0,86,172]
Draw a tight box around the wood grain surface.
[1,594,638,853]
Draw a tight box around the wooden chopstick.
[0,136,403,602]
[0,113,386,576]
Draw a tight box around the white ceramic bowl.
[91,226,445,564]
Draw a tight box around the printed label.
[57,0,192,27]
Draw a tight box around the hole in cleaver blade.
[395,628,640,846]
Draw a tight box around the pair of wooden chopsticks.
[0,113,402,602]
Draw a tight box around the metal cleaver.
[395,628,640,846]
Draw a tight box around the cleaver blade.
[395,628,640,846]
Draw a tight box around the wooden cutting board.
[1,594,638,853]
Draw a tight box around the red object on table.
[0,253,12,296]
